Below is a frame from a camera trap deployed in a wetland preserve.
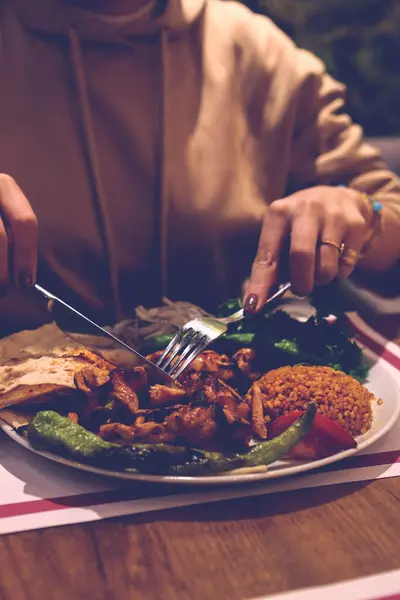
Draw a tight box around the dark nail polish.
[18,271,33,290]
[244,294,258,314]
[0,284,8,298]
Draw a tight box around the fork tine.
[167,331,205,377]
[156,328,185,368]
[172,336,210,380]
[159,328,197,372]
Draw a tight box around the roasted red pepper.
[268,411,357,460]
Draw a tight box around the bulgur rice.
[247,365,374,436]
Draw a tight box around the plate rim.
[2,350,400,486]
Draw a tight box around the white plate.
[1,348,400,486]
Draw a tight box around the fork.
[156,282,292,380]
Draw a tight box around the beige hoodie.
[0,0,399,333]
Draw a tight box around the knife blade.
[34,284,174,384]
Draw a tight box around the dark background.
[237,0,400,136]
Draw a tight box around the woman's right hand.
[0,174,38,296]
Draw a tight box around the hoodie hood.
[13,0,206,42]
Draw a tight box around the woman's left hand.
[243,185,370,313]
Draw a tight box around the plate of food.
[0,296,399,486]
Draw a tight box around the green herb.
[274,339,299,354]
[138,286,369,381]
[213,294,368,380]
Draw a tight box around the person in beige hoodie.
[0,0,399,334]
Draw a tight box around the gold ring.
[340,248,359,267]
[320,240,345,256]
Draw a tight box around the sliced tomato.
[268,411,357,460]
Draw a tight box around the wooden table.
[0,315,399,600]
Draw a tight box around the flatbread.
[0,323,104,409]
[0,409,32,429]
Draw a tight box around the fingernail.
[18,271,33,290]
[0,284,8,298]
[244,294,258,314]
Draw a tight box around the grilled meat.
[189,351,235,381]
[74,365,110,395]
[123,366,148,393]
[76,348,267,450]
[99,403,241,448]
[149,383,187,406]
[109,370,139,415]
[233,348,261,381]
[74,365,111,418]
[250,383,268,439]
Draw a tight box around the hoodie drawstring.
[68,26,122,321]
[159,28,169,299]
[67,13,169,321]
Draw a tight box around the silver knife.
[34,284,174,384]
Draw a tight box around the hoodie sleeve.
[287,46,400,216]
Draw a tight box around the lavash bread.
[0,323,103,409]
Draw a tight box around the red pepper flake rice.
[246,365,374,436]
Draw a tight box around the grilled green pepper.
[28,404,316,476]
[28,411,117,459]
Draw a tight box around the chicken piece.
[250,383,267,439]
[187,375,252,445]
[74,365,111,417]
[149,383,187,407]
[130,415,176,443]
[98,422,118,440]
[210,378,251,425]
[109,370,139,414]
[181,372,250,417]
[99,422,136,442]
[179,371,205,397]
[179,364,235,399]
[189,351,235,381]
[166,405,218,447]
[145,350,164,364]
[217,392,250,424]
[100,396,252,449]
[103,418,189,444]
[67,412,79,424]
[186,350,219,373]
[123,366,148,393]
[214,353,235,381]
[132,404,218,446]
[146,350,181,372]
[74,365,111,394]
[202,376,245,407]
[233,348,261,381]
